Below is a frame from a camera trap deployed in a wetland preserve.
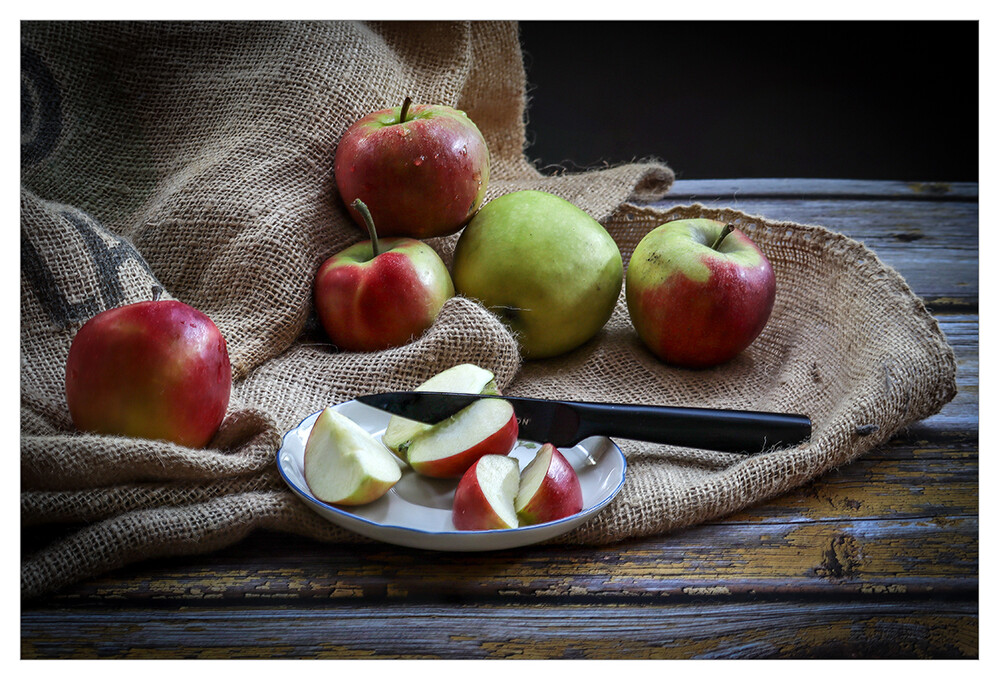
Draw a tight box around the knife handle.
[573,403,811,454]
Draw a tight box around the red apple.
[452,454,520,531]
[515,443,583,525]
[315,199,454,352]
[625,219,776,368]
[65,297,231,448]
[405,397,519,479]
[334,97,490,239]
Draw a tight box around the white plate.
[276,399,627,551]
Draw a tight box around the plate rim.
[276,403,628,540]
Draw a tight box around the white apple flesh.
[382,363,498,456]
[304,408,402,506]
[515,443,583,525]
[406,397,518,478]
[452,454,520,531]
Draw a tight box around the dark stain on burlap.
[20,21,954,599]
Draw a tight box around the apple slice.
[304,407,402,506]
[382,363,499,457]
[452,454,520,530]
[515,443,583,525]
[405,397,518,478]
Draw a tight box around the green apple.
[304,407,403,506]
[451,190,623,359]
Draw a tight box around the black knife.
[356,391,811,457]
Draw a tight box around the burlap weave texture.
[20,21,955,599]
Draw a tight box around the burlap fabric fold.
[20,21,956,599]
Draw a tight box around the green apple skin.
[625,219,776,368]
[334,101,490,239]
[451,191,623,359]
[315,236,454,352]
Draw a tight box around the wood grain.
[21,602,977,659]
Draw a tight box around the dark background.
[518,21,979,181]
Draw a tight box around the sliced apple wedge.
[382,363,499,458]
[515,443,583,525]
[452,454,520,530]
[406,397,518,478]
[304,407,402,506]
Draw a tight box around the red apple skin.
[409,412,519,479]
[65,300,231,448]
[334,102,490,239]
[452,456,517,531]
[516,444,584,525]
[314,237,454,352]
[626,220,776,368]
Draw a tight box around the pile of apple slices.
[381,363,519,479]
[301,363,585,531]
[452,444,583,531]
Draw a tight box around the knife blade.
[356,391,811,459]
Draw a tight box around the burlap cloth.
[20,21,956,600]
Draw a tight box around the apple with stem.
[334,97,490,239]
[304,407,403,506]
[515,443,583,525]
[64,291,231,449]
[452,454,520,530]
[315,198,454,352]
[625,218,776,368]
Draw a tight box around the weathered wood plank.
[726,448,977,525]
[666,179,978,201]
[34,505,976,604]
[20,601,977,659]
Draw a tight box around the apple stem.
[399,96,412,125]
[711,224,736,251]
[353,198,381,258]
[151,285,164,302]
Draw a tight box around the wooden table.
[21,179,979,659]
